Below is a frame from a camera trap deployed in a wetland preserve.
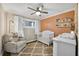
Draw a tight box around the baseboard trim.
[37,39,49,45]
[26,40,37,44]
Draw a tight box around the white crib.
[37,30,54,45]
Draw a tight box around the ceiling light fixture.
[36,11,41,16]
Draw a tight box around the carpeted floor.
[18,41,53,56]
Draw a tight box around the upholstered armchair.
[2,34,26,53]
[37,30,54,45]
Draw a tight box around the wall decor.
[56,17,73,28]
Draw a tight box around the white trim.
[23,19,36,28]
[26,40,36,44]
[41,8,75,20]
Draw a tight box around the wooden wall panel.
[40,11,75,36]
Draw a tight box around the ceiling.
[1,3,76,20]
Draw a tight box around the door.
[0,11,2,55]
[23,28,35,43]
[0,20,1,56]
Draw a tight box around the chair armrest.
[6,41,16,45]
[4,42,17,53]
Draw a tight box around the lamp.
[71,31,74,34]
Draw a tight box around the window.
[25,21,32,26]
[23,20,35,28]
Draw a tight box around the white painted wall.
[0,4,6,55]
[1,12,6,56]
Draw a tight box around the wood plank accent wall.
[40,11,75,36]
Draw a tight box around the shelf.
[56,22,71,23]
[56,17,73,28]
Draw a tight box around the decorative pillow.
[12,33,18,38]
[11,37,19,42]
[9,37,13,42]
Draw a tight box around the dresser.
[53,36,76,56]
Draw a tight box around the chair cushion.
[16,41,26,48]
[9,37,19,42]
